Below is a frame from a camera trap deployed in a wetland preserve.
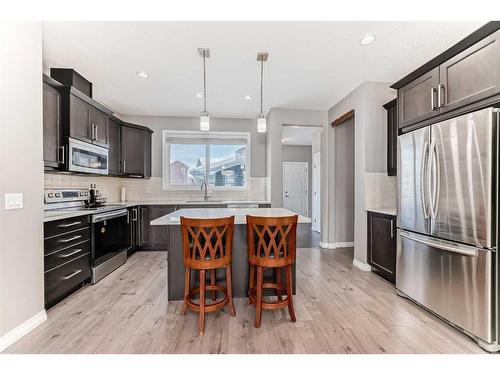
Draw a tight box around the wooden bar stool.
[246,215,298,328]
[180,216,236,335]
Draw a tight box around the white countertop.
[150,207,312,226]
[365,207,397,216]
[43,200,271,222]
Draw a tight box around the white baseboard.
[0,310,47,352]
[319,241,354,249]
[353,258,372,272]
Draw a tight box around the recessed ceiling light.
[244,95,253,100]
[195,93,203,98]
[359,34,376,46]
[136,71,149,79]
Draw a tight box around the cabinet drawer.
[44,215,90,238]
[44,252,91,307]
[45,240,90,271]
[44,226,90,254]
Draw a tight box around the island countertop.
[150,207,311,226]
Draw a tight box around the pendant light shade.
[198,48,210,131]
[257,114,266,133]
[256,52,268,133]
[200,111,210,131]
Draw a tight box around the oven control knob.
[47,193,54,198]
[85,192,89,196]
[55,193,61,198]
[79,192,84,196]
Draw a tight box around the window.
[163,131,250,189]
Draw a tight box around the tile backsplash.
[44,173,268,203]
[364,172,397,209]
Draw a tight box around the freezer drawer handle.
[399,231,478,257]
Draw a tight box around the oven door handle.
[92,209,128,223]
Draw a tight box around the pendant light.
[256,52,268,133]
[198,48,210,131]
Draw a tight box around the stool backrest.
[246,215,298,267]
[180,216,235,269]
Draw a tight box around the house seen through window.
[163,131,249,189]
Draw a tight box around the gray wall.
[120,115,266,178]
[334,117,354,242]
[282,145,313,218]
[266,108,328,208]
[0,23,45,337]
[326,81,395,263]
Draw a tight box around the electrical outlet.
[4,193,23,210]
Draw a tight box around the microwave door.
[398,126,431,235]
[429,107,495,248]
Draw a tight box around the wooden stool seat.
[246,215,298,328]
[180,216,236,335]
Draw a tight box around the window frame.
[162,130,251,191]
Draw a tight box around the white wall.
[325,81,395,263]
[0,23,45,341]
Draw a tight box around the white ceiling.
[42,21,484,118]
[282,126,321,145]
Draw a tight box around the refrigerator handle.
[427,140,437,219]
[399,231,478,257]
[420,141,430,219]
[432,141,440,220]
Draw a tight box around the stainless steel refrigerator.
[397,107,499,351]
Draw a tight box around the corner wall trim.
[0,310,47,352]
[319,241,354,249]
[353,258,372,272]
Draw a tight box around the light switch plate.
[5,193,23,210]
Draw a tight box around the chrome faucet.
[200,181,210,201]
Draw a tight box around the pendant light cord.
[260,59,264,115]
[203,52,207,113]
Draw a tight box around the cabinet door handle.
[58,221,82,228]
[59,248,83,258]
[430,87,437,110]
[132,208,138,221]
[61,270,82,280]
[94,124,98,141]
[438,84,445,108]
[59,235,82,243]
[390,219,395,238]
[123,160,126,173]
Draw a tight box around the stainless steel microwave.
[68,138,108,175]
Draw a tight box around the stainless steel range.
[44,188,130,283]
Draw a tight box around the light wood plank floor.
[4,248,485,354]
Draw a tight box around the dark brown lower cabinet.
[367,211,397,284]
[138,205,177,251]
[44,216,92,308]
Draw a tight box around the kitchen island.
[151,207,311,301]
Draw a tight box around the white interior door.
[312,152,321,233]
[283,162,308,217]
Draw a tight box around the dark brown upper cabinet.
[43,80,64,169]
[69,94,91,143]
[393,23,500,130]
[439,30,500,114]
[89,107,108,147]
[143,130,152,179]
[108,117,122,176]
[383,99,397,176]
[398,67,440,128]
[367,211,396,284]
[121,124,145,177]
[67,94,109,147]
